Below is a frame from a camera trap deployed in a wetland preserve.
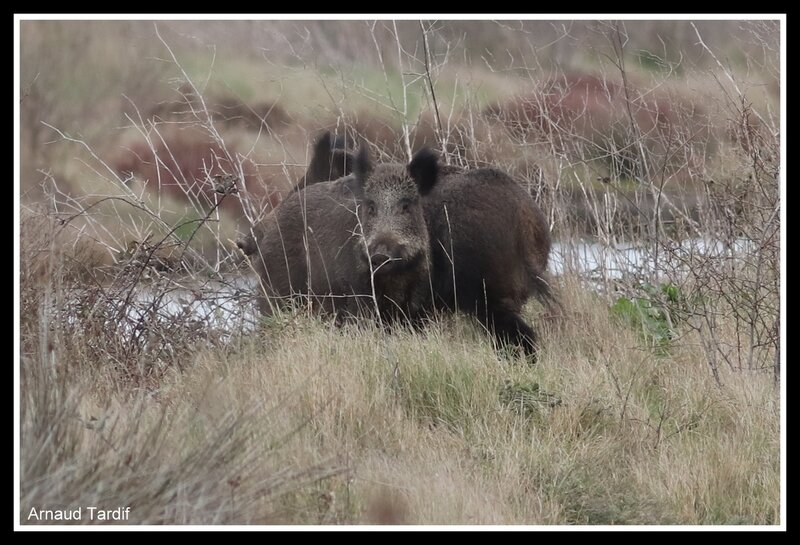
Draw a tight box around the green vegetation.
[611,282,682,355]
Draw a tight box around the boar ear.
[353,141,373,181]
[302,131,333,188]
[334,149,355,179]
[331,133,347,150]
[408,148,439,196]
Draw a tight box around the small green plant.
[611,283,683,355]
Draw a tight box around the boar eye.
[401,200,412,214]
[365,201,376,216]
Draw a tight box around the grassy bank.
[19,231,780,524]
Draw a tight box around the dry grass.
[19,229,779,524]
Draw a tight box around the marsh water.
[123,237,751,336]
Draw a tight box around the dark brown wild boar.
[423,166,554,356]
[239,143,438,321]
[239,132,555,357]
